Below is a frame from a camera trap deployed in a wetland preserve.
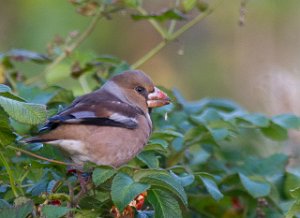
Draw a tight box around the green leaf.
[286,200,300,218]
[144,139,169,154]
[0,109,16,145]
[92,166,116,186]
[209,128,230,141]
[0,201,33,218]
[261,122,288,141]
[237,154,288,178]
[197,174,223,201]
[239,173,271,198]
[134,169,187,205]
[0,96,47,125]
[137,151,159,168]
[0,85,11,93]
[182,0,197,12]
[290,187,300,199]
[0,200,10,210]
[152,130,183,139]
[170,171,194,187]
[41,205,71,218]
[191,108,222,125]
[148,189,182,218]
[147,139,168,149]
[123,0,142,8]
[131,9,186,22]
[239,113,270,127]
[272,114,300,129]
[111,172,150,211]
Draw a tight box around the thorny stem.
[131,0,223,69]
[25,8,103,85]
[8,145,79,167]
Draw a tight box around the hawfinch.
[25,70,170,167]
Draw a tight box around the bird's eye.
[135,86,145,93]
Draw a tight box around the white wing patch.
[71,111,95,118]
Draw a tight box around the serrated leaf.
[198,174,223,201]
[134,169,187,205]
[272,114,300,129]
[239,173,271,198]
[148,189,182,218]
[92,166,116,186]
[41,205,70,218]
[111,173,150,211]
[137,151,159,168]
[0,96,47,125]
[0,201,33,218]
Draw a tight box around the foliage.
[0,0,300,217]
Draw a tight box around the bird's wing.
[40,98,144,132]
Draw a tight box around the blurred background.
[1,0,300,115]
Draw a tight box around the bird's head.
[106,70,171,113]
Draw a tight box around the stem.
[6,70,17,92]
[79,75,91,93]
[167,0,180,35]
[131,0,223,69]
[0,150,19,197]
[169,6,214,41]
[131,40,167,69]
[136,6,167,38]
[25,8,103,85]
[8,145,79,167]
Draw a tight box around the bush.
[1,1,300,217]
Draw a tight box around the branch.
[131,0,223,69]
[136,6,167,38]
[8,145,79,167]
[25,8,103,85]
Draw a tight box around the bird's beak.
[147,87,171,108]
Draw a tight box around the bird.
[24,70,170,167]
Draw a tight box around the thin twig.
[25,8,103,85]
[131,0,223,69]
[8,145,79,167]
[136,6,167,38]
[131,40,167,69]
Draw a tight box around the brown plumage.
[24,70,170,167]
